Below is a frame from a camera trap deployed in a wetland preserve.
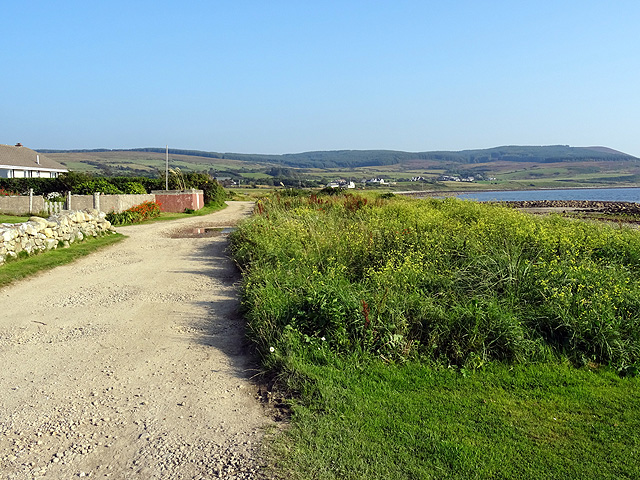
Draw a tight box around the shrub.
[185,173,226,206]
[72,179,123,195]
[120,182,147,194]
[106,200,161,225]
[0,178,66,195]
[0,187,18,196]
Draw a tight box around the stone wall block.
[0,210,115,262]
[29,217,48,228]
[1,229,17,242]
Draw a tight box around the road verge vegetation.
[230,190,640,479]
[106,200,162,226]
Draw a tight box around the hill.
[39,145,640,191]
[40,145,638,170]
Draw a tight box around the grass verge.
[0,214,30,224]
[269,360,639,480]
[0,233,125,289]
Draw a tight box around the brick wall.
[151,189,204,213]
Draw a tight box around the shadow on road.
[175,235,263,382]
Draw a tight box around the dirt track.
[0,201,274,479]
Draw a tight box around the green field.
[231,191,640,479]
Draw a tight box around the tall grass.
[231,192,640,372]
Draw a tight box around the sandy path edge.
[0,201,275,480]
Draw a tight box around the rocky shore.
[497,200,640,215]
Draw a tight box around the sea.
[456,187,640,203]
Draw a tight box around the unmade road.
[0,201,275,479]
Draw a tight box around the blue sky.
[2,1,639,156]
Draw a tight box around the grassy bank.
[231,191,640,479]
[0,233,124,289]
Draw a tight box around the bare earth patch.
[0,201,275,479]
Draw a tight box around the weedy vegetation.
[230,191,640,479]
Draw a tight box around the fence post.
[29,189,34,214]
[66,191,72,211]
[93,192,101,212]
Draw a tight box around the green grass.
[0,214,30,224]
[242,172,273,179]
[58,161,103,173]
[231,191,640,479]
[269,360,639,480]
[0,233,125,289]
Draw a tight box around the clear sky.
[2,1,639,156]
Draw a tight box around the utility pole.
[165,145,169,190]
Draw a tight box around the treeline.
[39,145,639,170]
[0,172,226,206]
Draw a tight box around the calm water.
[457,187,640,203]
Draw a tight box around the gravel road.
[0,201,275,479]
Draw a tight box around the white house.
[0,143,68,178]
[326,180,356,189]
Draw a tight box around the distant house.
[366,177,386,185]
[0,144,68,179]
[326,180,356,189]
[214,177,237,187]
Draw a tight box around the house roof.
[0,144,68,172]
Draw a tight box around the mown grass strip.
[0,233,125,289]
[0,214,31,224]
[269,360,639,480]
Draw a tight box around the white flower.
[321,337,326,341]
[269,347,275,353]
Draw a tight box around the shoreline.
[397,185,640,197]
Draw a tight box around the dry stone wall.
[0,210,114,264]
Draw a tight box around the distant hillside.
[39,145,638,170]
